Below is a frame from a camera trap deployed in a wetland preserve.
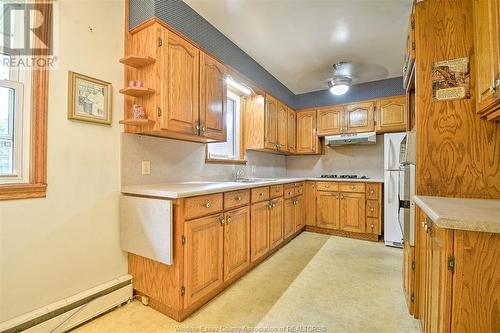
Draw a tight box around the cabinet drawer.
[185,193,223,220]
[224,189,250,210]
[367,217,380,235]
[367,200,379,218]
[251,186,270,203]
[316,182,338,191]
[269,185,284,199]
[284,187,296,199]
[295,185,304,196]
[366,183,380,200]
[339,183,366,193]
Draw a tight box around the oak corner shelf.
[119,119,155,126]
[119,87,155,97]
[119,55,155,68]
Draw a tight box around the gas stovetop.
[319,174,369,179]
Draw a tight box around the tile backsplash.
[121,133,287,185]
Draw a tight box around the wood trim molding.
[0,0,50,201]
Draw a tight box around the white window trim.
[0,77,30,184]
[207,91,241,160]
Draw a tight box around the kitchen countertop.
[413,195,500,234]
[122,177,384,199]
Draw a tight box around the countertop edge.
[413,195,500,234]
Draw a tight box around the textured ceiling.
[184,0,412,94]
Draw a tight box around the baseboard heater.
[0,274,133,333]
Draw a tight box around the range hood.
[325,132,377,146]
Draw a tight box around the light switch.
[141,160,151,175]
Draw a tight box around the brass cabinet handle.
[325,185,330,188]
[370,189,375,194]
[235,196,242,201]
[370,208,375,212]
[312,184,315,188]
[370,224,375,229]
[423,222,431,233]
[340,194,344,200]
[288,191,293,195]
[226,216,232,223]
[219,216,225,225]
[259,192,264,196]
[352,186,356,190]
[204,202,211,208]
[335,194,339,199]
[268,201,273,209]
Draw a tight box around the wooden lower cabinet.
[250,201,270,262]
[416,214,500,333]
[284,197,296,239]
[304,181,316,226]
[294,195,305,231]
[184,213,224,307]
[339,192,366,233]
[316,191,340,229]
[403,241,415,315]
[269,197,284,249]
[223,206,250,281]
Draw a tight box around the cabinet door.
[250,201,270,262]
[288,108,296,153]
[296,110,318,154]
[264,95,278,150]
[317,106,343,136]
[375,96,407,133]
[473,0,500,115]
[184,214,224,307]
[269,198,284,249]
[277,102,288,151]
[223,206,250,281]
[344,102,375,134]
[339,192,366,233]
[284,197,296,239]
[403,241,415,315]
[304,182,317,226]
[316,191,340,229]
[294,195,305,231]
[161,32,200,134]
[199,52,226,141]
[426,222,453,333]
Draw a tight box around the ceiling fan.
[328,62,352,95]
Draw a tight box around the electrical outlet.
[251,165,256,174]
[141,160,151,175]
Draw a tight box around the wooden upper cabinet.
[339,192,366,233]
[223,206,250,281]
[472,0,500,119]
[316,191,340,230]
[344,101,375,133]
[287,108,296,153]
[269,197,284,249]
[317,106,343,136]
[184,214,223,307]
[296,110,319,154]
[161,32,200,134]
[264,95,279,150]
[277,102,288,151]
[375,96,407,133]
[199,52,227,141]
[250,201,270,262]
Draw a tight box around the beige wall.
[285,135,384,179]
[0,0,127,322]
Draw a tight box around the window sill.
[0,183,47,201]
[205,158,247,165]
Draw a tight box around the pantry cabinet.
[472,0,500,120]
[250,201,270,262]
[375,96,407,133]
[184,213,224,307]
[199,52,227,141]
[223,206,250,282]
[296,110,322,154]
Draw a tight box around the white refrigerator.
[384,133,406,247]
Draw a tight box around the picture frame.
[67,71,112,125]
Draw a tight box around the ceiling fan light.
[330,84,350,95]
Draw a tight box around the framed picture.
[68,71,112,125]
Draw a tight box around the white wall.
[0,0,127,322]
[121,133,287,185]
[285,135,385,179]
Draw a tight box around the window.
[207,90,244,163]
[0,0,50,200]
